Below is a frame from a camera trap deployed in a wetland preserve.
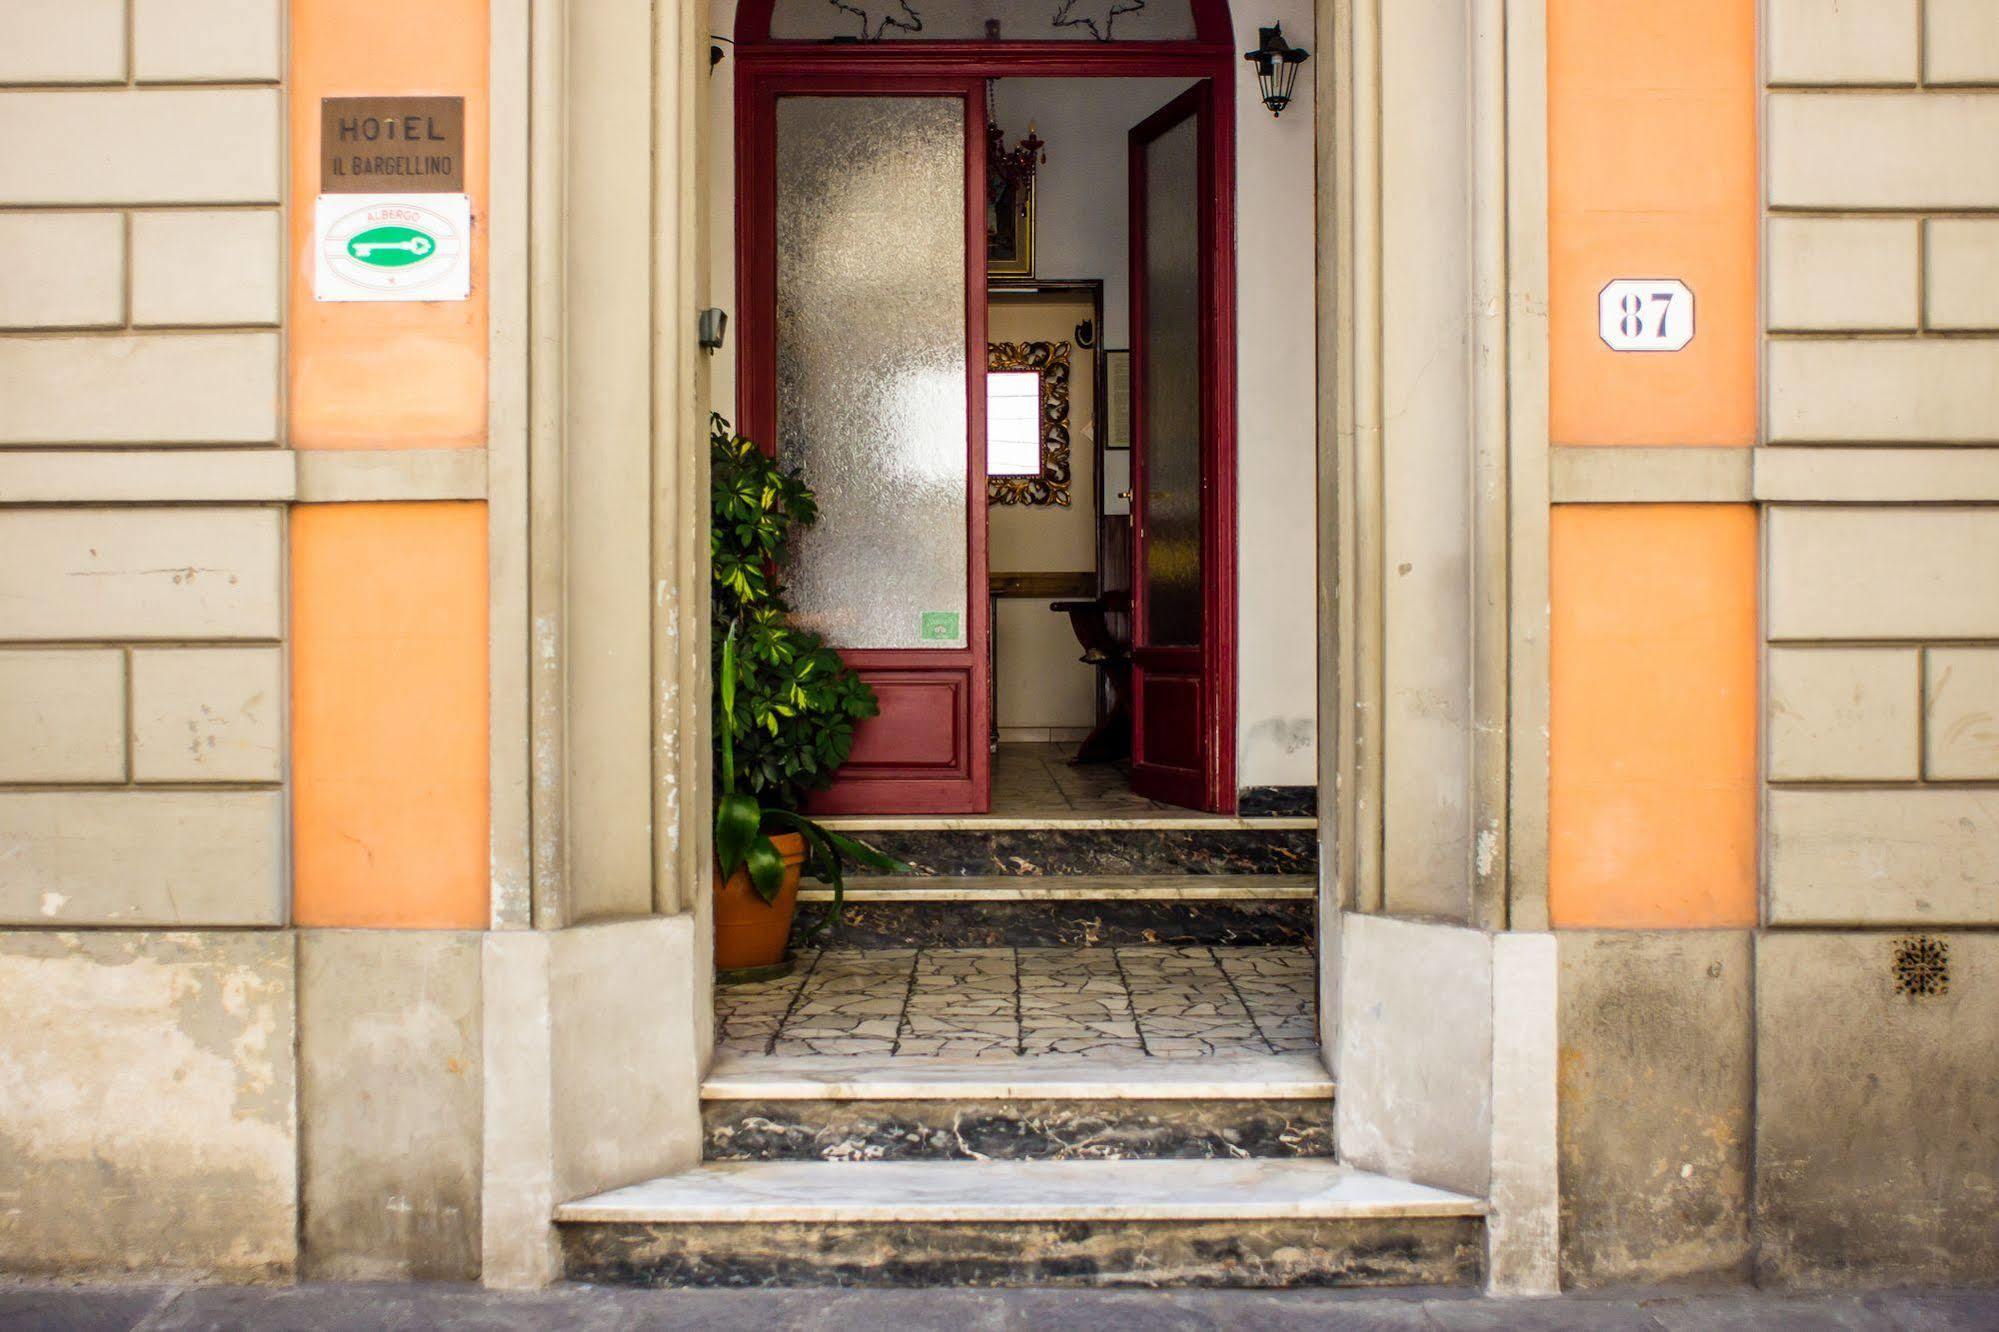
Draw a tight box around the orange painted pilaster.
[292,504,490,928]
[289,0,488,450]
[1549,506,1758,929]
[1545,2,1761,928]
[287,0,490,927]
[1549,0,1757,445]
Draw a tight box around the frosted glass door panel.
[775,95,969,650]
[1139,115,1202,647]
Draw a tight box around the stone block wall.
[1762,1,1999,932]
[1756,0,1999,1286]
[1,0,520,1286]
[0,2,288,933]
[0,0,300,1278]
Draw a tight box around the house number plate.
[1598,278,1694,352]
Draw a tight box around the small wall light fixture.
[698,307,728,352]
[1244,24,1309,118]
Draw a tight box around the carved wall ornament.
[988,339,1072,508]
[826,1,922,41]
[1054,0,1149,41]
[814,1,1151,43]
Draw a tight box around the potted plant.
[710,414,902,973]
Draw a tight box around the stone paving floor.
[717,945,1317,1059]
[987,742,1178,818]
[5,1280,1995,1330]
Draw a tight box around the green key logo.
[317,195,470,301]
[345,224,436,268]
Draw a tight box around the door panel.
[843,673,968,770]
[741,77,990,813]
[1128,85,1215,811]
[1135,667,1203,771]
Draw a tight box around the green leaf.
[711,412,877,810]
[718,628,739,794]
[715,791,760,874]
[744,836,787,904]
[803,833,843,942]
[764,815,841,941]
[819,828,908,874]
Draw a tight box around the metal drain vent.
[1892,935,1949,999]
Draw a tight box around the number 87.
[1618,291,1677,339]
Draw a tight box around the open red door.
[1128,83,1232,813]
[738,75,991,814]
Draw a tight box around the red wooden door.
[738,74,991,814]
[1128,83,1226,812]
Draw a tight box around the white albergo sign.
[314,193,471,302]
[1598,278,1693,352]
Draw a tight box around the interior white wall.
[990,78,1190,346]
[1227,0,1319,789]
[702,0,1321,790]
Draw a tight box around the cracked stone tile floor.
[718,945,1318,1059]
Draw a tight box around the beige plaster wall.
[0,931,298,1278]
[298,931,485,1281]
[1556,931,1754,1288]
[1334,914,1495,1198]
[1755,931,1999,1286]
[477,917,706,1288]
[1331,912,1559,1293]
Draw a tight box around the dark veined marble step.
[556,1159,1484,1289]
[810,874,1317,899]
[700,1051,1335,1163]
[703,1095,1335,1162]
[809,823,1318,878]
[790,896,1313,948]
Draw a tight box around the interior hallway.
[987,741,1177,818]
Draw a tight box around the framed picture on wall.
[988,170,1035,278]
[1103,349,1132,450]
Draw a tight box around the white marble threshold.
[702,1049,1335,1102]
[556,1158,1483,1224]
[799,874,1317,903]
[815,814,1317,832]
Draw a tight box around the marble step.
[804,822,1318,878]
[795,876,1315,950]
[702,1049,1336,1163]
[801,874,1316,901]
[792,895,1312,948]
[556,1159,1484,1288]
[703,1049,1336,1099]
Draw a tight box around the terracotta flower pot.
[712,831,808,970]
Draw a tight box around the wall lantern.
[1244,24,1309,118]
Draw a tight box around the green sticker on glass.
[919,611,961,642]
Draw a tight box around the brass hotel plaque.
[321,96,464,193]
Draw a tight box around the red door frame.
[733,2,1240,814]
[1126,82,1234,812]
